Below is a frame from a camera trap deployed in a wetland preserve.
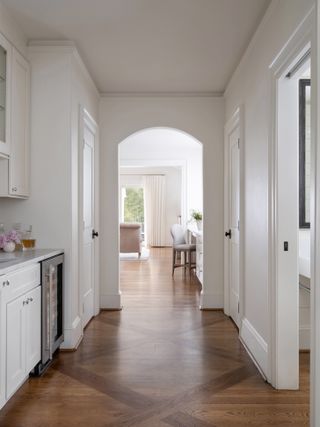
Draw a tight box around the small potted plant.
[190,210,203,231]
[0,229,21,253]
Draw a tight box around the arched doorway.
[118,127,203,307]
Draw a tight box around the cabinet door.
[9,47,30,197]
[0,289,6,409]
[6,293,26,399]
[0,33,11,156]
[25,286,41,373]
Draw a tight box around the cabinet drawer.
[1,264,40,302]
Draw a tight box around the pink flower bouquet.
[0,230,21,249]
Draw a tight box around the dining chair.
[170,224,196,277]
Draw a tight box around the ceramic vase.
[3,241,15,253]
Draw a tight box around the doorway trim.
[224,106,245,325]
[268,7,315,390]
[78,106,100,328]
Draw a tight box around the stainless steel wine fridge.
[34,253,64,375]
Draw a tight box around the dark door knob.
[225,229,232,239]
[92,230,99,239]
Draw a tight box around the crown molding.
[100,91,223,98]
[27,40,99,98]
[224,0,280,97]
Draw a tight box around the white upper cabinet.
[9,48,30,197]
[0,39,30,198]
[0,33,11,157]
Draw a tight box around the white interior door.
[82,121,95,328]
[227,126,240,327]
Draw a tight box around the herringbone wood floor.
[0,248,309,426]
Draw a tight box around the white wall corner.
[100,292,122,310]
[199,291,224,309]
[240,317,268,378]
[61,315,83,350]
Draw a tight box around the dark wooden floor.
[0,248,309,426]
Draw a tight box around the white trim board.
[200,291,224,310]
[100,91,223,98]
[310,2,320,425]
[100,293,122,310]
[240,318,268,377]
[60,315,83,350]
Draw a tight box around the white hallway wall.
[0,45,99,349]
[224,0,315,376]
[120,166,182,247]
[99,96,224,309]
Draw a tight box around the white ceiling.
[2,0,270,93]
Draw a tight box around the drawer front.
[1,264,40,302]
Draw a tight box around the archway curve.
[118,126,203,147]
[118,126,204,306]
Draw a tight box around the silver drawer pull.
[2,280,10,287]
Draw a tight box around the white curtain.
[144,175,166,247]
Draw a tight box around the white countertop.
[0,249,64,275]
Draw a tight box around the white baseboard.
[299,325,310,350]
[61,315,83,350]
[100,292,122,309]
[240,317,268,377]
[199,291,224,309]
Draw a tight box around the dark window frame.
[299,78,311,229]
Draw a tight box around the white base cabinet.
[0,264,41,407]
[6,286,40,398]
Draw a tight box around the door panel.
[25,286,41,373]
[82,123,95,328]
[10,48,30,197]
[228,127,240,327]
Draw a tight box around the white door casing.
[269,9,314,390]
[229,127,240,327]
[79,108,98,329]
[224,114,241,327]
